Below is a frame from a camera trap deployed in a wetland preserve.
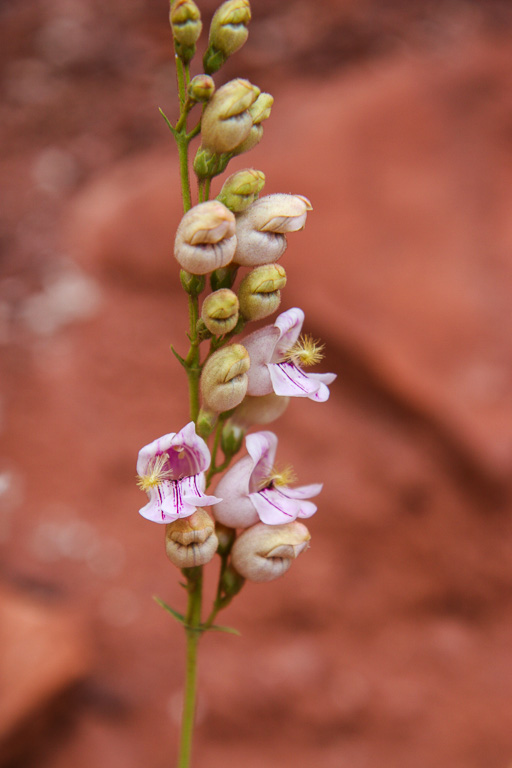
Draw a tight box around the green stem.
[177,134,192,213]
[184,295,201,422]
[177,567,203,768]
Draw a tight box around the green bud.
[210,264,239,291]
[215,523,236,556]
[193,146,231,180]
[217,168,265,212]
[188,74,215,103]
[196,407,217,438]
[180,269,206,296]
[220,563,245,597]
[238,263,286,321]
[170,0,202,63]
[221,420,245,456]
[203,0,251,74]
[201,289,239,335]
[196,318,212,341]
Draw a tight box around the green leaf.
[153,596,186,626]
[204,623,240,636]
[158,108,177,136]
[170,345,187,368]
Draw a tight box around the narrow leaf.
[205,623,241,636]
[153,596,186,625]
[158,108,177,136]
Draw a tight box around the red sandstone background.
[2,1,512,766]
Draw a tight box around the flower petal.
[273,307,304,358]
[249,486,303,525]
[213,455,259,528]
[245,431,278,491]
[268,361,323,398]
[243,324,280,396]
[170,422,212,475]
[282,482,323,500]
[136,431,177,476]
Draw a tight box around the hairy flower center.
[258,463,296,490]
[283,334,324,367]
[137,454,175,492]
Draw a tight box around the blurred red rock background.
[2,0,512,766]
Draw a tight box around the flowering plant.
[136,2,336,765]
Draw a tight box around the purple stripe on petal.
[269,362,321,398]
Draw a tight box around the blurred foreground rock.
[0,585,91,765]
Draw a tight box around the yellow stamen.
[136,454,174,492]
[258,463,297,490]
[284,334,324,367]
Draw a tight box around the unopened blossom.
[204,0,251,73]
[200,79,259,155]
[213,431,321,528]
[232,92,273,156]
[233,194,312,266]
[242,307,336,401]
[136,423,220,523]
[200,343,250,413]
[165,508,218,568]
[201,288,239,335]
[174,201,236,275]
[231,521,311,582]
[217,168,266,213]
[238,263,286,321]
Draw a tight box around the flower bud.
[233,194,312,266]
[217,169,265,213]
[231,522,311,582]
[201,289,239,335]
[220,420,245,456]
[232,392,289,427]
[175,201,236,275]
[203,0,251,74]
[170,0,202,63]
[200,79,259,155]
[232,93,273,156]
[238,263,286,321]
[200,344,250,412]
[193,147,230,180]
[188,74,215,103]
[180,269,206,296]
[165,508,218,568]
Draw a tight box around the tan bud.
[175,201,236,275]
[217,169,266,213]
[248,92,273,125]
[233,194,312,266]
[165,509,218,568]
[201,79,259,154]
[201,289,239,335]
[170,0,202,62]
[200,344,250,412]
[204,0,251,73]
[231,522,311,582]
[238,263,286,321]
[188,74,215,103]
[232,392,290,427]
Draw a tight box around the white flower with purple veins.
[136,423,220,524]
[242,307,336,402]
[213,431,322,528]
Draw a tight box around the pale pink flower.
[136,422,220,524]
[242,307,336,402]
[213,431,321,527]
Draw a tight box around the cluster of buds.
[136,0,336,596]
